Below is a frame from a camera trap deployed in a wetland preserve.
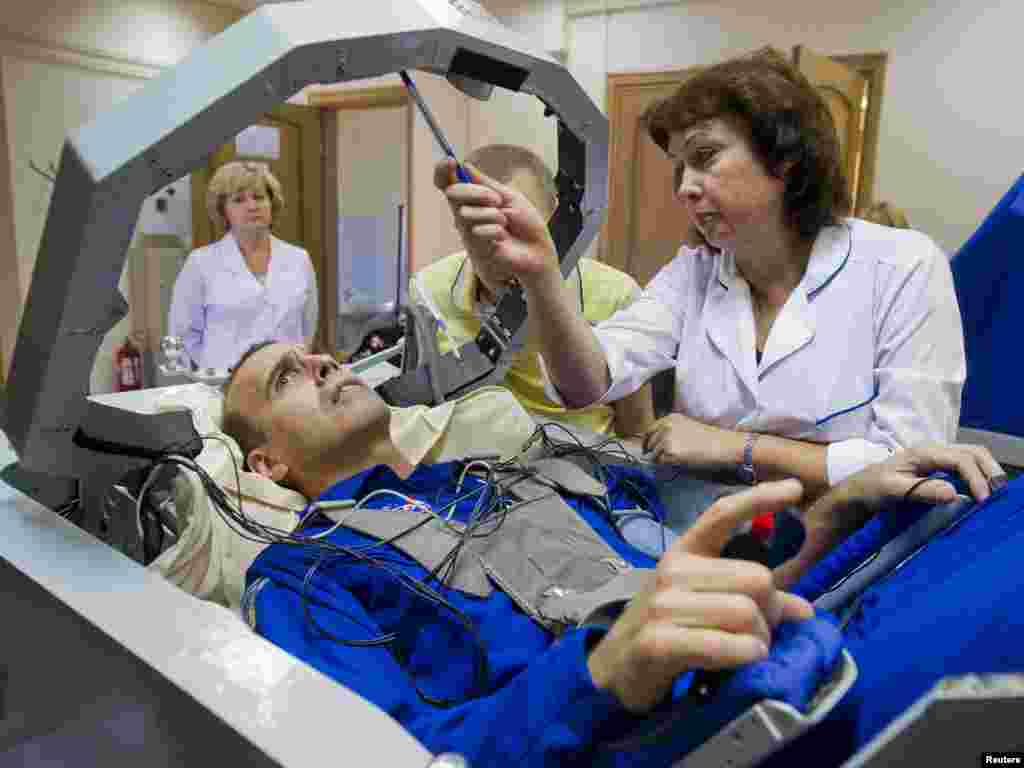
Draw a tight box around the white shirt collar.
[802,222,852,299]
[711,221,852,300]
[220,231,281,278]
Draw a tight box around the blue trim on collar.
[713,248,730,291]
[807,223,853,300]
[816,379,880,428]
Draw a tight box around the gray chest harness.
[320,455,654,634]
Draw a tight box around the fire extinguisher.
[115,336,144,392]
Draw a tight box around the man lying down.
[192,339,1011,767]
[151,351,545,610]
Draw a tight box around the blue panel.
[338,214,402,306]
[951,174,1024,436]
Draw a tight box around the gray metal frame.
[842,674,1024,767]
[677,651,858,768]
[0,429,435,767]
[956,426,1024,471]
[4,0,608,479]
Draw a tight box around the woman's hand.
[643,412,744,474]
[774,442,1006,588]
[839,442,1004,508]
[433,158,561,291]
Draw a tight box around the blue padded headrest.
[951,173,1024,436]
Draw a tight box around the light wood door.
[793,46,870,213]
[310,84,411,354]
[605,70,700,287]
[190,103,324,344]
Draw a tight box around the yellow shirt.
[410,252,641,434]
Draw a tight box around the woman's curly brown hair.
[644,47,851,241]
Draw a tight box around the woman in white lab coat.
[168,161,318,372]
[439,48,965,500]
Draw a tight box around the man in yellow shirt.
[410,144,655,437]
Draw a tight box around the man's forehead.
[232,342,291,403]
[506,169,551,212]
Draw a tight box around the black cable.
[302,553,399,647]
[143,425,664,708]
[903,475,934,502]
[525,422,668,534]
[160,436,497,707]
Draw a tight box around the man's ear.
[247,448,290,484]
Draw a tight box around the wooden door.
[793,46,870,213]
[308,83,411,354]
[605,70,700,287]
[190,103,324,343]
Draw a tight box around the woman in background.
[168,161,318,371]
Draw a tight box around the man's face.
[226,343,390,483]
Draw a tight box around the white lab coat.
[168,233,318,371]
[556,219,965,485]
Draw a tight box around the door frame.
[190,103,325,348]
[307,84,410,354]
[604,68,697,274]
[827,52,887,215]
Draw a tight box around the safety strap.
[322,455,653,634]
[376,122,586,408]
[321,502,494,597]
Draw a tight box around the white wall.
[564,0,1024,254]
[3,57,146,307]
[1,56,148,394]
[484,0,566,56]
[3,0,242,68]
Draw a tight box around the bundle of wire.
[130,423,665,706]
[522,421,671,546]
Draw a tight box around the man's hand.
[774,442,1006,588]
[643,412,744,474]
[434,158,561,291]
[587,480,814,713]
